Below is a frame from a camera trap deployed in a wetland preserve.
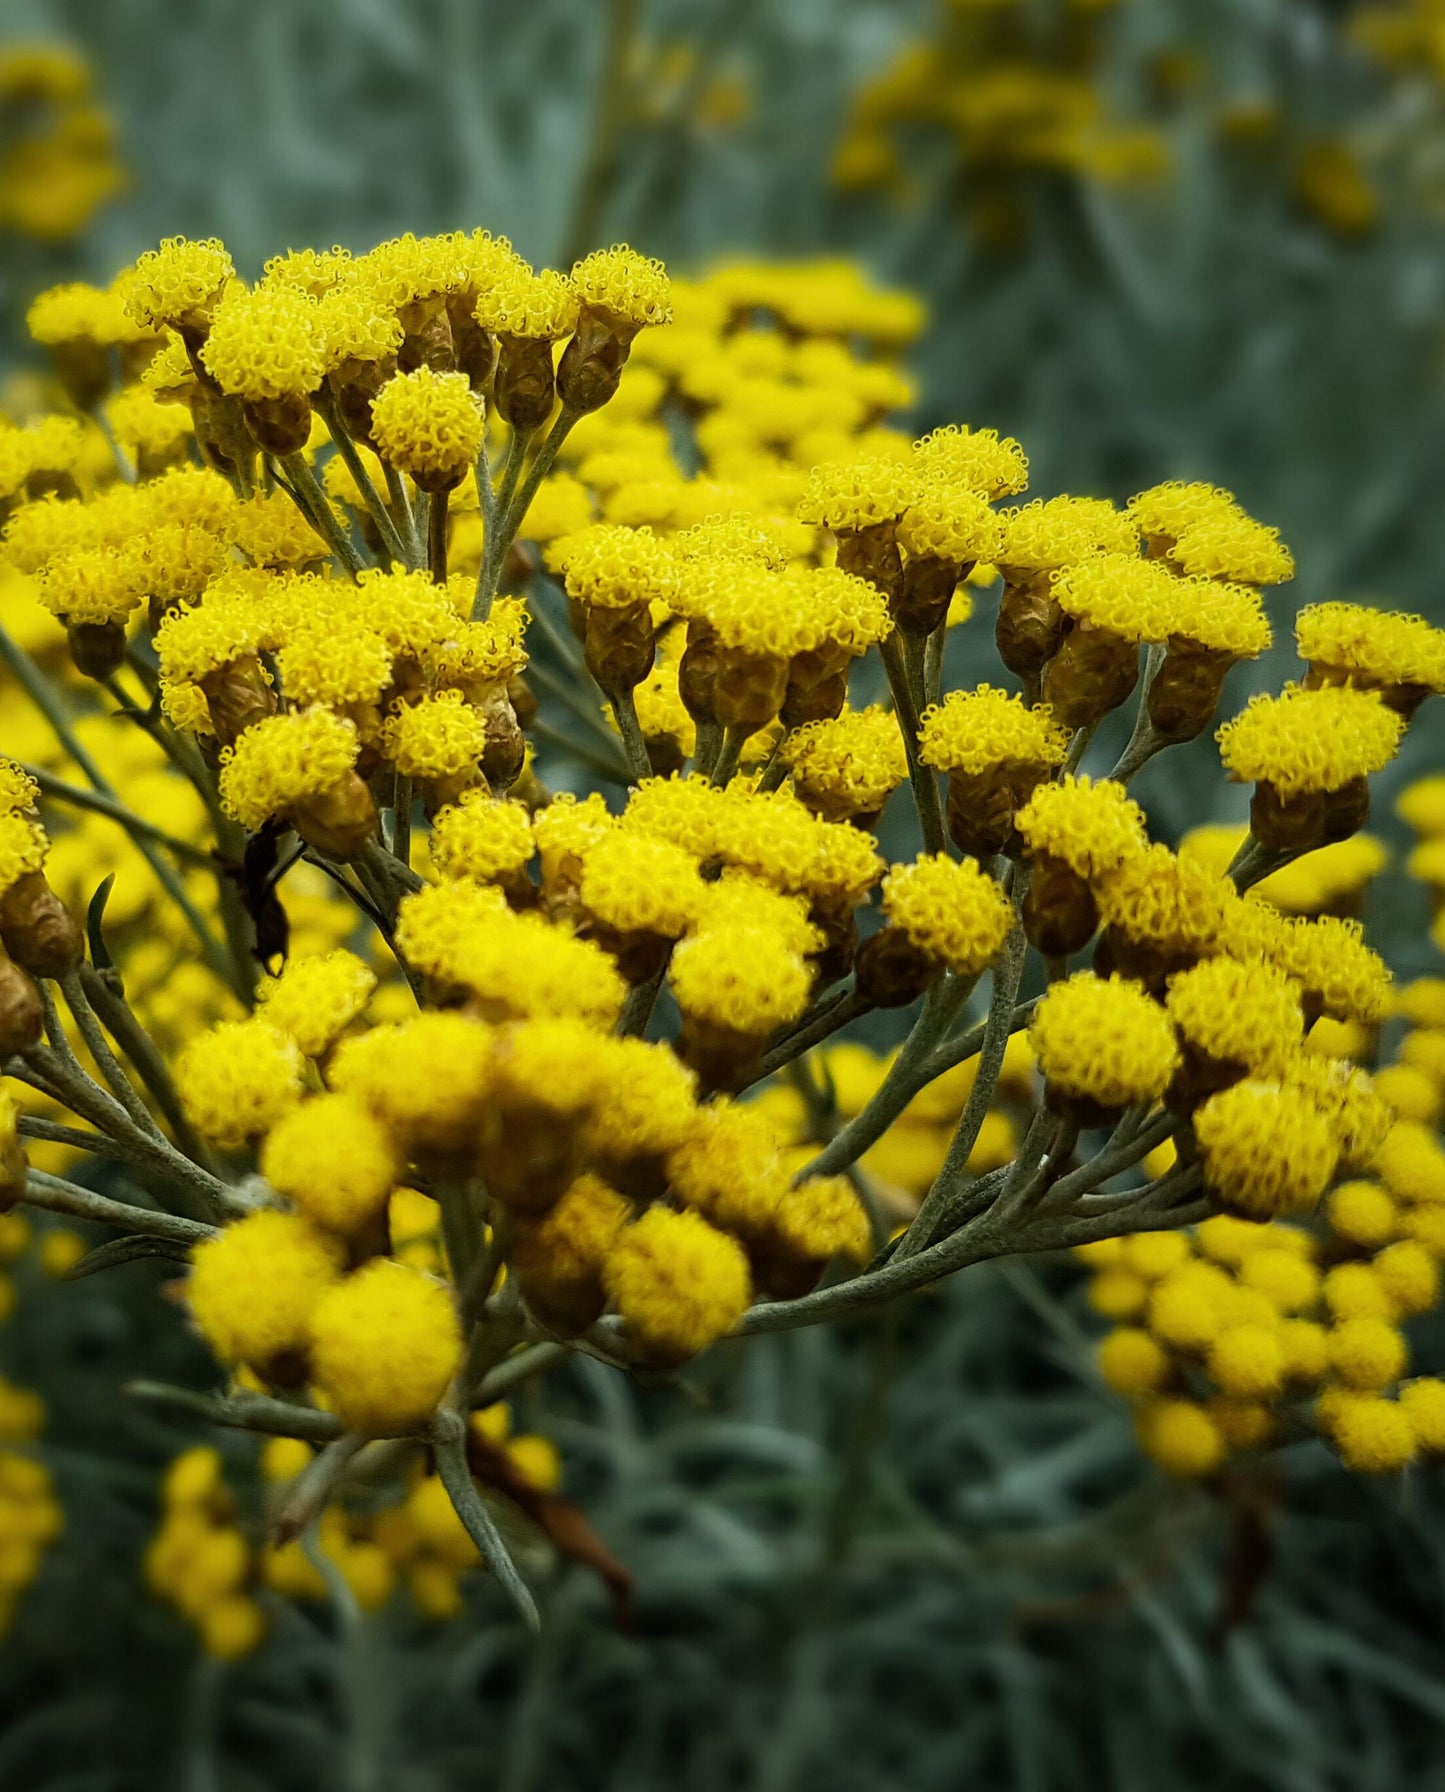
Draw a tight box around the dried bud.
[1249,774,1370,855]
[1042,623,1140,730]
[944,763,1047,860]
[854,926,939,1009]
[1021,854,1098,957]
[996,577,1064,678]
[555,307,630,416]
[1147,640,1232,743]
[494,336,556,435]
[675,1015,765,1094]
[678,622,723,726]
[0,872,82,979]
[478,690,525,791]
[446,298,496,391]
[835,522,904,607]
[201,653,278,746]
[0,950,43,1057]
[242,392,313,458]
[895,553,962,636]
[65,620,127,681]
[292,772,380,861]
[396,299,456,376]
[329,356,396,452]
[583,602,656,696]
[712,648,789,733]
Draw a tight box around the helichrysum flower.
[379,692,489,786]
[1166,507,1294,586]
[1295,601,1445,714]
[187,1211,344,1369]
[782,707,908,822]
[919,686,1069,776]
[1029,972,1180,1111]
[602,1206,751,1365]
[1127,481,1237,547]
[1136,1399,1224,1477]
[1217,684,1403,798]
[369,366,484,492]
[879,853,1014,978]
[1193,1080,1340,1218]
[218,708,365,833]
[569,246,673,332]
[308,1261,463,1434]
[796,456,914,533]
[175,1019,306,1148]
[1016,775,1148,878]
[124,237,235,334]
[1164,955,1304,1081]
[912,423,1029,500]
[1321,1393,1416,1473]
[260,1096,403,1235]
[670,927,812,1035]
[329,1012,493,1159]
[429,792,536,885]
[202,285,326,404]
[254,949,376,1059]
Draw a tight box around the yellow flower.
[260,1096,403,1235]
[1216,684,1403,797]
[370,367,484,492]
[1029,972,1180,1110]
[880,853,1015,978]
[309,1261,463,1434]
[187,1211,344,1369]
[918,685,1069,776]
[175,1019,306,1148]
[254,949,375,1059]
[202,284,327,403]
[1193,1079,1340,1218]
[124,237,235,333]
[603,1207,751,1364]
[1165,955,1303,1078]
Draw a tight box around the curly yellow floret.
[175,1019,306,1147]
[912,423,1029,500]
[218,709,362,832]
[1015,775,1149,878]
[603,1207,751,1362]
[669,927,812,1034]
[201,285,326,402]
[1030,972,1180,1108]
[254,949,376,1059]
[918,685,1069,775]
[1168,508,1294,585]
[1296,601,1445,695]
[124,237,235,332]
[880,853,1014,977]
[570,245,673,328]
[260,1095,403,1234]
[1165,955,1304,1077]
[1194,1079,1340,1218]
[1216,683,1403,797]
[370,367,484,490]
[474,264,577,339]
[379,692,488,782]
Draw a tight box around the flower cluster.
[0,221,1441,1640]
[0,43,125,242]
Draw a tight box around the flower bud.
[555,307,629,416]
[712,648,789,733]
[835,521,904,607]
[0,872,82,979]
[1249,774,1370,855]
[493,337,556,435]
[1148,640,1232,743]
[677,622,722,726]
[1042,623,1139,730]
[292,773,379,861]
[996,577,1064,678]
[65,620,127,681]
[0,950,43,1057]
[200,654,278,746]
[583,603,656,696]
[854,926,939,1008]
[1021,854,1098,957]
[328,356,396,452]
[241,392,313,458]
[894,553,962,636]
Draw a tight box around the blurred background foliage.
[4,1,1445,1787]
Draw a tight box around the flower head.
[370,367,484,491]
[1030,972,1180,1108]
[1217,684,1403,797]
[880,854,1014,978]
[1194,1080,1340,1218]
[309,1261,462,1433]
[188,1211,343,1370]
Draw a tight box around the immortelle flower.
[602,1206,752,1368]
[918,685,1069,858]
[201,283,327,455]
[259,1095,403,1240]
[1015,775,1149,956]
[559,245,673,416]
[1164,955,1305,1098]
[187,1211,344,1377]
[1217,683,1404,852]
[369,365,485,494]
[308,1260,463,1434]
[1296,601,1445,719]
[1029,971,1181,1120]
[218,708,377,859]
[1193,1079,1340,1218]
[858,853,1014,1007]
